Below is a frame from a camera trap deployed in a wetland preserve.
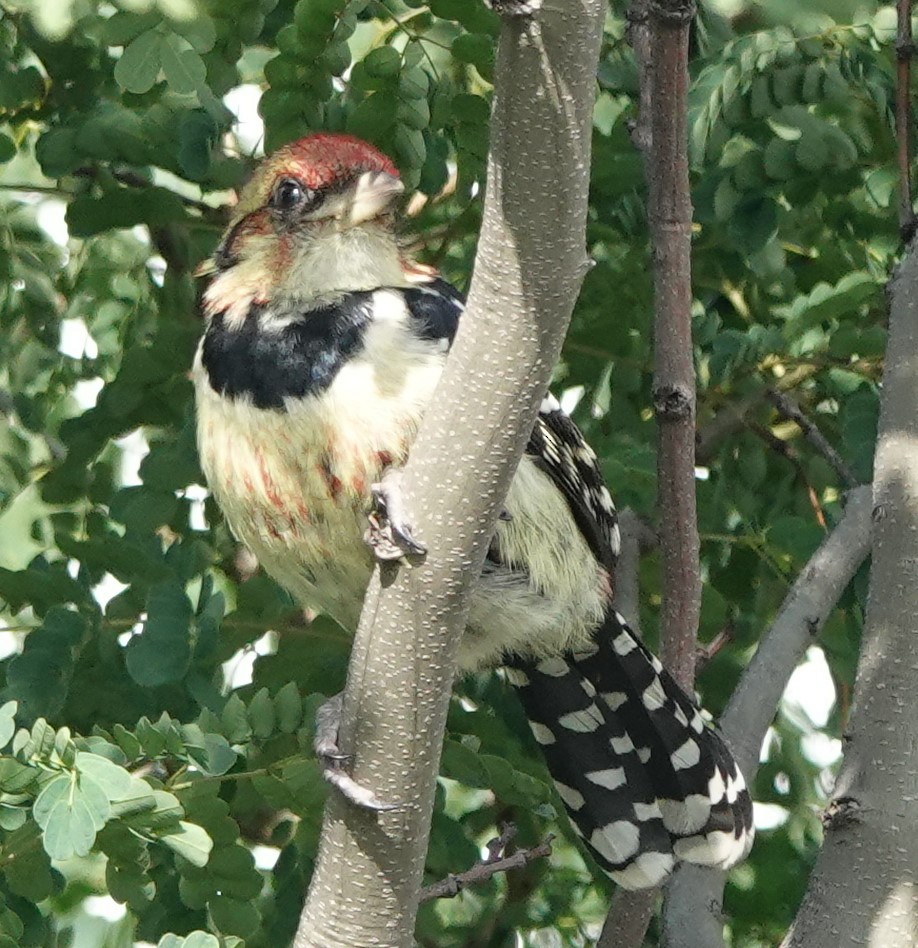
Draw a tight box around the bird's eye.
[273,178,309,212]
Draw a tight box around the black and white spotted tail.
[505,610,754,889]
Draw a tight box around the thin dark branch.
[695,622,735,671]
[625,1,653,155]
[896,0,915,239]
[748,421,828,529]
[694,364,820,465]
[765,389,859,489]
[603,4,696,946]
[418,829,554,904]
[645,0,700,692]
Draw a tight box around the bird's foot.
[365,468,427,562]
[314,694,399,812]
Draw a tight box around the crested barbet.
[192,132,754,889]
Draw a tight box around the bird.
[192,131,753,889]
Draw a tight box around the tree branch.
[765,388,859,489]
[896,0,915,240]
[292,2,606,944]
[603,4,696,945]
[598,887,659,948]
[418,826,554,904]
[647,0,700,693]
[660,484,872,948]
[780,249,918,947]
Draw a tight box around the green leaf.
[346,91,397,140]
[451,33,494,81]
[209,894,260,937]
[247,688,275,739]
[275,682,302,734]
[102,10,162,46]
[75,752,133,799]
[840,388,879,483]
[220,694,251,743]
[0,808,25,832]
[3,828,53,901]
[125,582,194,687]
[157,934,220,948]
[180,727,237,776]
[795,131,828,172]
[171,16,217,54]
[0,703,17,750]
[160,820,213,867]
[114,30,164,94]
[362,46,401,79]
[0,760,37,794]
[440,739,489,787]
[160,33,207,96]
[34,773,101,860]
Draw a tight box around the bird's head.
[199,133,412,320]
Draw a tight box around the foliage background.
[0,0,896,944]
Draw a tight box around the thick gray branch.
[293,2,606,945]
[781,241,918,948]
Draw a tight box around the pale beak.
[344,171,404,226]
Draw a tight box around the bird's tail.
[505,609,754,889]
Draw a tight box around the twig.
[695,622,735,671]
[625,1,653,155]
[765,389,859,489]
[748,421,827,528]
[694,364,820,465]
[418,826,554,903]
[896,0,915,240]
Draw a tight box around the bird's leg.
[365,467,427,562]
[314,693,399,812]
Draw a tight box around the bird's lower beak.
[344,171,404,226]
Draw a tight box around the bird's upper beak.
[343,171,404,227]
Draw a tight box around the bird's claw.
[365,469,427,562]
[314,694,400,813]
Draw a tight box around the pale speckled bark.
[780,243,918,948]
[293,2,606,945]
